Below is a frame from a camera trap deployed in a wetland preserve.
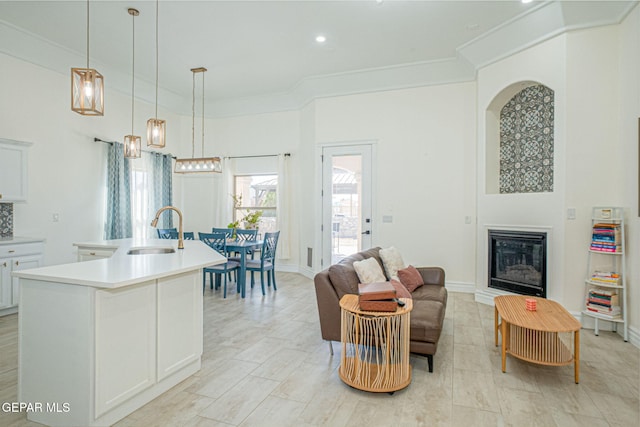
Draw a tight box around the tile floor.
[1,272,638,427]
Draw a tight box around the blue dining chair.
[246,231,280,296]
[228,229,259,262]
[159,230,194,240]
[212,227,234,239]
[198,232,240,298]
[157,228,177,239]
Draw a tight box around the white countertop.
[0,236,45,245]
[13,238,225,289]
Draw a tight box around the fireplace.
[488,230,547,297]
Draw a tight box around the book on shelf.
[589,271,621,285]
[586,304,621,317]
[587,295,620,307]
[590,246,621,253]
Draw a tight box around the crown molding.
[1,1,637,119]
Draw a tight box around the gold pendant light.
[175,68,222,173]
[124,8,141,159]
[71,0,104,116]
[146,0,166,148]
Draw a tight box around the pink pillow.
[390,279,412,299]
[397,265,424,292]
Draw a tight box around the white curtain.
[276,154,291,259]
[214,158,235,227]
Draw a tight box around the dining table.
[225,239,263,298]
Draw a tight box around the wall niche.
[485,81,555,194]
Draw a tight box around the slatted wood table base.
[339,294,412,393]
[494,295,581,384]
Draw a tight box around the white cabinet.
[77,247,116,262]
[0,241,44,313]
[95,281,157,418]
[0,138,31,202]
[157,272,202,380]
[19,270,203,427]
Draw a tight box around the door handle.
[361,230,371,235]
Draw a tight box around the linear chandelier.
[71,0,104,116]
[175,68,222,173]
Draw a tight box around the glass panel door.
[322,145,372,267]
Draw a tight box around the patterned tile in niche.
[0,203,13,238]
[499,84,554,194]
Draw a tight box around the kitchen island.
[13,238,225,427]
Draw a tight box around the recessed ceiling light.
[316,35,326,43]
[522,0,533,3]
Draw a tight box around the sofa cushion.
[328,263,361,299]
[390,279,412,299]
[353,257,387,284]
[411,284,448,305]
[410,300,445,344]
[379,246,405,281]
[398,265,424,292]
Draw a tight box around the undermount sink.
[127,247,176,255]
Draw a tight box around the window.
[130,165,150,240]
[234,174,277,233]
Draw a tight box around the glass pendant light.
[146,0,166,148]
[175,68,222,173]
[71,0,104,116]
[124,8,141,159]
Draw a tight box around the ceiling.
[0,1,636,117]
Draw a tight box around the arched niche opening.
[486,81,555,194]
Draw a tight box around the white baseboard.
[474,287,507,306]
[275,263,298,273]
[445,281,475,294]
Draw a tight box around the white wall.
[1,53,182,266]
[313,83,477,287]
[564,25,624,312]
[618,5,640,339]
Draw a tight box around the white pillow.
[353,257,387,284]
[379,246,406,281]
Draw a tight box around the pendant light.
[71,0,104,116]
[174,68,222,173]
[124,8,141,159]
[146,0,166,148]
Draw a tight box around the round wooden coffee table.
[338,294,413,393]
[494,295,581,383]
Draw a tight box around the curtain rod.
[225,153,290,160]
[94,138,176,159]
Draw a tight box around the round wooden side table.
[338,294,413,393]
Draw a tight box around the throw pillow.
[390,279,412,299]
[353,257,387,284]
[379,246,405,281]
[397,265,424,292]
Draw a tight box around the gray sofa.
[314,247,447,372]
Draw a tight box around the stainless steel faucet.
[151,206,184,249]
